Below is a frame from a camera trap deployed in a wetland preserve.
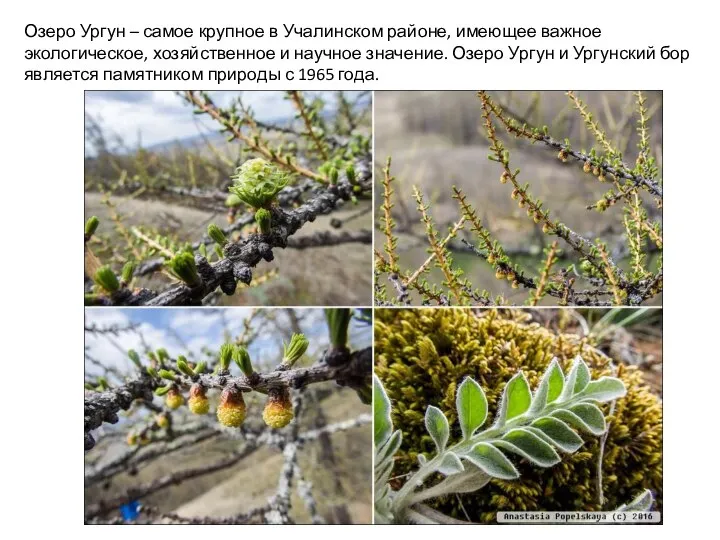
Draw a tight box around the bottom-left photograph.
[84,308,372,524]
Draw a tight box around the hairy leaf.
[616,489,654,511]
[559,356,591,401]
[463,442,519,480]
[437,452,464,475]
[376,429,402,465]
[425,406,450,453]
[578,377,627,402]
[412,463,491,502]
[573,357,591,393]
[373,375,392,447]
[494,428,560,467]
[456,377,488,439]
[551,404,606,435]
[529,358,564,414]
[494,372,531,427]
[528,417,584,453]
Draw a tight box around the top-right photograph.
[374,90,662,307]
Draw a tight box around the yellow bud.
[217,387,246,427]
[500,172,510,184]
[127,432,138,446]
[511,280,519,289]
[156,414,170,429]
[188,384,209,415]
[592,166,601,176]
[165,388,184,410]
[263,387,294,429]
[495,269,506,280]
[583,161,592,173]
[189,396,209,415]
[487,254,496,264]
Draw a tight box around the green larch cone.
[228,158,290,208]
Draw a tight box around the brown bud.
[188,384,209,415]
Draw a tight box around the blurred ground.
[523,307,663,397]
[375,91,663,304]
[85,193,372,306]
[84,386,372,524]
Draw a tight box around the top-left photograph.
[84,91,372,307]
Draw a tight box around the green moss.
[375,308,662,522]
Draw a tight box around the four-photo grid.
[84,90,661,524]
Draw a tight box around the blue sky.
[84,308,371,377]
[85,91,366,149]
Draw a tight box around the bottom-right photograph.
[373,308,662,524]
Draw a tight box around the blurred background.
[84,308,372,524]
[375,91,663,304]
[85,91,372,306]
[519,307,662,395]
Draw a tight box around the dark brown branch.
[84,348,370,449]
[158,346,371,394]
[483,93,662,198]
[84,376,157,450]
[103,178,370,306]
